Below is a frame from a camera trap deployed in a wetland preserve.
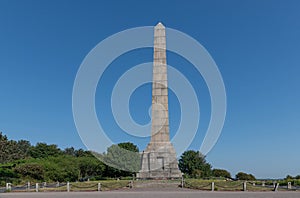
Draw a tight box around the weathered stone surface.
[137,22,182,179]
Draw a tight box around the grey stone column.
[151,22,169,143]
[137,23,182,179]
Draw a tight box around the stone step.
[134,180,181,188]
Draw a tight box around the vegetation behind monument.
[0,132,139,185]
[1,132,299,186]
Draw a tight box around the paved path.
[1,191,300,198]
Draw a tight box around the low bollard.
[67,182,70,192]
[262,181,265,187]
[6,183,11,191]
[288,182,292,189]
[35,183,39,192]
[128,181,133,188]
[211,182,214,191]
[98,183,101,191]
[243,182,247,191]
[274,183,279,191]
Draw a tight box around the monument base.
[137,142,182,179]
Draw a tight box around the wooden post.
[132,174,134,188]
[6,183,11,191]
[274,183,279,191]
[243,182,247,191]
[35,183,39,192]
[67,182,70,192]
[98,183,101,191]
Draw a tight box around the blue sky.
[1,0,300,179]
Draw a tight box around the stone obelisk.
[137,22,182,179]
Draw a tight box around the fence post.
[6,183,11,191]
[35,183,39,192]
[67,182,70,192]
[287,182,291,189]
[98,183,101,191]
[243,182,247,191]
[273,183,279,191]
[211,182,214,191]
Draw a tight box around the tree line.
[0,132,140,185]
[178,150,256,180]
[0,132,260,185]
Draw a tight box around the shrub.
[14,163,44,180]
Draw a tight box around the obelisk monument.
[137,22,182,179]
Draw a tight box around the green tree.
[0,134,142,182]
[178,150,212,178]
[285,175,294,180]
[118,142,139,152]
[0,166,18,178]
[0,132,9,162]
[212,169,231,178]
[63,147,76,156]
[75,148,93,157]
[42,156,80,182]
[0,132,31,163]
[236,172,256,180]
[14,163,44,180]
[29,143,62,158]
[16,140,31,156]
[78,156,106,179]
[103,142,140,177]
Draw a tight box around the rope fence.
[182,180,300,192]
[184,181,212,190]
[1,179,300,193]
[1,181,103,193]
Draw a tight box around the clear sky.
[0,0,299,179]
